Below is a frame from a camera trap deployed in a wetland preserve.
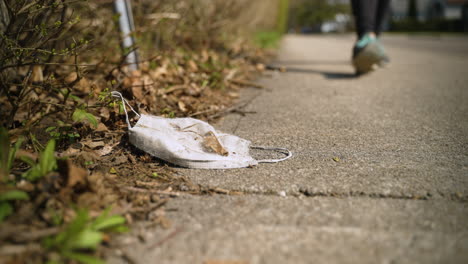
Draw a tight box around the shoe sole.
[352,42,382,76]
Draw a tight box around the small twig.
[17,227,60,242]
[228,78,263,89]
[5,227,60,243]
[147,227,183,249]
[38,101,74,109]
[0,243,42,255]
[128,199,168,214]
[188,108,218,117]
[135,180,161,189]
[126,82,156,88]
[0,62,96,71]
[122,186,180,197]
[159,85,186,95]
[118,250,138,264]
[207,92,261,120]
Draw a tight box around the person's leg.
[351,0,378,39]
[373,0,391,65]
[374,0,391,36]
[350,0,389,75]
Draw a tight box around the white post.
[114,0,139,72]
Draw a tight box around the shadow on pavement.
[274,60,350,66]
[268,65,356,79]
[285,67,355,79]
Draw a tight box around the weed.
[46,125,81,143]
[43,207,127,264]
[0,127,23,182]
[0,190,30,222]
[21,139,57,182]
[72,108,98,128]
[29,132,45,153]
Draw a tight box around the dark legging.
[351,0,391,39]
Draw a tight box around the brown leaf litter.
[0,41,272,263]
[203,131,229,156]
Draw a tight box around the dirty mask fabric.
[111,91,292,169]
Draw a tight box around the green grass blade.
[62,251,105,264]
[0,202,13,222]
[0,190,30,201]
[92,215,126,231]
[0,127,10,180]
[40,140,57,176]
[71,229,103,250]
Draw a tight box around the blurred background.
[288,0,468,34]
[1,2,467,263]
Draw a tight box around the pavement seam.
[187,186,468,203]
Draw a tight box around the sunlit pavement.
[112,34,468,264]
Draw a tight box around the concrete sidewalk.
[114,35,468,264]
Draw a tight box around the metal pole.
[114,0,139,72]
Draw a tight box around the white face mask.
[112,91,291,169]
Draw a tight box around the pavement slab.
[113,35,468,263]
[178,35,468,199]
[116,195,468,264]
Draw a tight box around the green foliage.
[0,190,30,222]
[0,0,88,127]
[161,108,176,118]
[277,0,290,33]
[254,31,282,49]
[46,123,80,143]
[21,139,57,181]
[291,0,349,28]
[0,127,23,181]
[44,207,127,264]
[72,109,98,128]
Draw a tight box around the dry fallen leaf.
[113,155,128,165]
[256,63,266,71]
[83,140,105,149]
[58,159,88,188]
[188,59,198,71]
[95,123,108,132]
[31,65,44,83]
[178,101,187,112]
[202,131,228,156]
[60,146,81,157]
[76,78,91,93]
[96,145,113,156]
[65,72,78,83]
[99,107,110,120]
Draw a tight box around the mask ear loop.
[250,146,293,163]
[111,91,140,129]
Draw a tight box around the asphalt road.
[113,34,468,264]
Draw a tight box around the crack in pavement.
[184,184,468,203]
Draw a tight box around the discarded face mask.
[111,91,292,169]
